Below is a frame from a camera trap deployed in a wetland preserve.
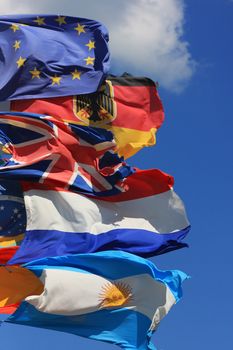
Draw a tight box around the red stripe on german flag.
[11,74,164,158]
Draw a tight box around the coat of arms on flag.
[73,79,117,125]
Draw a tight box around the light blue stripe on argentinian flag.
[8,303,156,350]
[7,251,188,350]
[23,250,187,301]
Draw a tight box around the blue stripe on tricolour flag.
[9,226,189,265]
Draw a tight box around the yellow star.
[33,17,45,26]
[71,69,81,80]
[85,40,95,51]
[74,23,86,35]
[16,56,26,68]
[10,24,20,32]
[30,67,41,79]
[55,16,67,26]
[84,56,95,65]
[13,40,21,51]
[51,75,62,86]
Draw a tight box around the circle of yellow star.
[71,69,81,80]
[84,56,95,65]
[30,67,41,79]
[33,17,45,26]
[51,75,62,86]
[10,24,20,32]
[74,23,86,35]
[55,16,67,26]
[16,56,26,68]
[85,40,95,51]
[13,40,21,51]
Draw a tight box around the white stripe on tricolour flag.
[24,189,189,234]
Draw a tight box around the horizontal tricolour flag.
[11,74,164,158]
[0,111,133,197]
[6,251,188,350]
[9,168,190,265]
[0,15,110,101]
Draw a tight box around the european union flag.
[0,15,110,101]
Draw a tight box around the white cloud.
[0,0,196,92]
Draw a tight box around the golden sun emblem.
[99,282,133,309]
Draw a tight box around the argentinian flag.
[6,251,188,350]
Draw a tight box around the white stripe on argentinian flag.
[25,269,175,322]
[9,178,190,264]
[6,251,188,350]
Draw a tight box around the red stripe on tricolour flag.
[100,169,174,202]
[21,169,174,202]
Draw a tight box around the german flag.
[11,74,164,158]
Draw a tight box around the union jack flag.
[0,111,133,196]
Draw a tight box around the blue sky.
[1,0,233,349]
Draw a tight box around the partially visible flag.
[9,168,190,265]
[0,111,133,197]
[0,180,25,249]
[0,265,43,308]
[0,14,110,101]
[0,245,20,314]
[0,304,19,315]
[0,246,19,263]
[6,251,188,350]
[11,74,164,158]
